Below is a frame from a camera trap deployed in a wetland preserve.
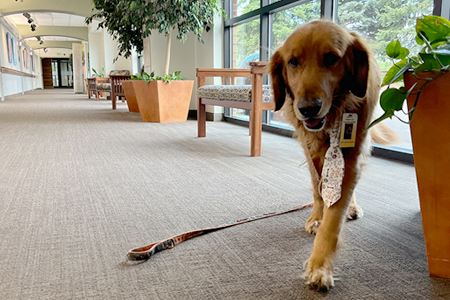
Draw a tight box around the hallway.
[0,90,448,299]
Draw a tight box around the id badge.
[340,113,358,148]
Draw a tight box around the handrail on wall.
[0,67,36,78]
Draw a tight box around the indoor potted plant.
[130,71,192,122]
[92,67,105,78]
[121,79,139,113]
[86,0,225,122]
[369,15,450,279]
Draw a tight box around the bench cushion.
[97,83,111,92]
[109,70,131,75]
[198,85,273,103]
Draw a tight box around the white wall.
[88,31,104,77]
[0,21,40,98]
[0,25,21,72]
[148,17,224,112]
[36,48,72,58]
[194,14,224,114]
[103,30,133,75]
[2,74,22,95]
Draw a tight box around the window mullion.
[321,0,336,21]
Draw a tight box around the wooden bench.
[110,74,132,109]
[95,71,131,109]
[86,78,98,99]
[196,62,274,157]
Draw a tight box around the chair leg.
[250,108,262,157]
[249,112,252,136]
[112,91,116,110]
[250,73,263,157]
[198,98,206,137]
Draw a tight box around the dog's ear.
[345,34,370,98]
[269,50,286,111]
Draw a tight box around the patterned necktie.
[321,121,345,207]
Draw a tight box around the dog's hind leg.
[347,192,363,220]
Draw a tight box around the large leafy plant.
[369,15,450,128]
[86,0,225,76]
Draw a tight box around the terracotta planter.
[404,71,450,278]
[122,80,139,112]
[132,80,194,123]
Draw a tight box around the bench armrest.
[197,63,269,87]
[249,62,269,75]
[196,68,251,78]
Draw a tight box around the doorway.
[51,58,73,88]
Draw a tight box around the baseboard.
[188,110,223,122]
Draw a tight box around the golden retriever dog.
[269,20,396,291]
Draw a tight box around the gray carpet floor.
[0,89,449,299]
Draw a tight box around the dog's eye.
[288,58,298,68]
[323,52,340,67]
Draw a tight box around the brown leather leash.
[127,202,314,261]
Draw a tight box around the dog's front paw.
[304,259,334,292]
[347,203,364,220]
[305,218,321,235]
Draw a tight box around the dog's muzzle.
[298,99,326,131]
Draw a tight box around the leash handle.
[127,202,313,261]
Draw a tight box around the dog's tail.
[370,122,400,146]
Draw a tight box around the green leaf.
[381,59,410,86]
[414,53,441,73]
[416,15,450,45]
[380,88,406,114]
[386,40,409,59]
[436,54,450,66]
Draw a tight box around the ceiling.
[4,12,88,43]
[4,12,87,27]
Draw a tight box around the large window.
[233,0,261,17]
[268,1,321,128]
[230,19,260,121]
[337,0,434,152]
[224,0,443,161]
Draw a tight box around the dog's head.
[269,20,370,132]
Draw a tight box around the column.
[72,43,83,94]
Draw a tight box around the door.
[42,58,53,89]
[51,59,73,88]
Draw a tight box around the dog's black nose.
[298,99,322,118]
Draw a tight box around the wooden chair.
[94,78,110,100]
[110,74,132,109]
[87,78,97,99]
[196,62,274,157]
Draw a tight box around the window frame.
[223,0,446,164]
